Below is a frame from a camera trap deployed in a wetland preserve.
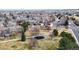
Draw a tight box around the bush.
[59,37,79,50]
[60,31,75,42]
[53,29,58,36]
[59,31,79,50]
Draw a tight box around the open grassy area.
[0,28,61,50]
[0,27,76,50]
[0,37,61,50]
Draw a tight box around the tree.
[21,30,26,41]
[59,31,79,50]
[21,21,30,41]
[64,20,68,26]
[66,16,69,20]
[60,31,75,42]
[21,21,30,32]
[53,29,58,36]
[59,37,68,49]
[64,20,68,29]
[59,37,79,50]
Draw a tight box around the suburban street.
[69,20,79,45]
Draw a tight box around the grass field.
[0,27,71,50]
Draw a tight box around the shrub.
[60,31,75,42]
[59,37,79,50]
[59,31,79,50]
[53,29,58,36]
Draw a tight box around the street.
[69,20,79,45]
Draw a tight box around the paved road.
[68,20,79,44]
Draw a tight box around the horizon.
[0,9,79,10]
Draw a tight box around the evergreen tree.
[21,30,26,41]
[21,21,30,41]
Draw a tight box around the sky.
[0,0,79,9]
